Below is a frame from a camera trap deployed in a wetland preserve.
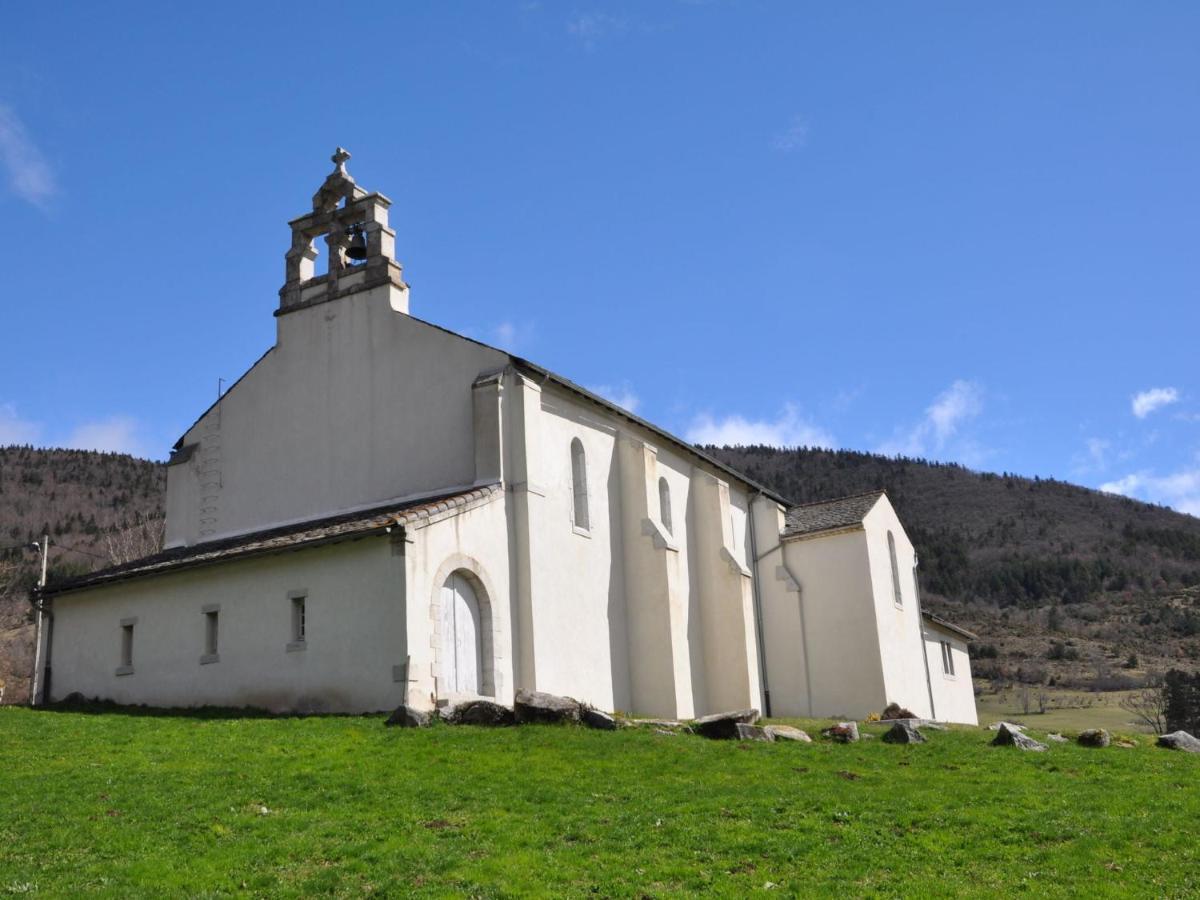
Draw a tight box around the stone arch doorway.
[434,565,496,699]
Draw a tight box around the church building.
[40,151,977,725]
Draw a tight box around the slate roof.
[922,612,978,642]
[44,484,501,597]
[781,491,885,539]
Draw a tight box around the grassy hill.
[0,446,164,703]
[709,446,1200,688]
[3,443,1200,704]
[1,707,1196,896]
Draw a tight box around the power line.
[52,542,109,562]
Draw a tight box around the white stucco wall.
[924,627,978,725]
[49,537,407,713]
[862,499,935,719]
[165,285,509,548]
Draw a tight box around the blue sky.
[1,3,1197,515]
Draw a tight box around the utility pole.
[29,534,49,707]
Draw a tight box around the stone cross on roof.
[332,146,351,175]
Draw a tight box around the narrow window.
[658,477,673,534]
[570,438,589,531]
[292,595,306,644]
[204,610,219,658]
[887,531,903,606]
[941,641,955,676]
[120,623,134,669]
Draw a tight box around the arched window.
[657,480,676,535]
[658,477,673,534]
[887,531,903,606]
[571,438,589,531]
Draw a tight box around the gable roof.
[44,484,501,597]
[781,490,885,539]
[922,611,978,642]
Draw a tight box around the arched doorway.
[440,572,483,695]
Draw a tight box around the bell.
[345,225,368,262]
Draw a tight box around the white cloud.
[686,403,834,449]
[65,416,149,457]
[567,12,628,47]
[1100,467,1200,518]
[877,379,984,459]
[0,403,42,445]
[587,384,639,414]
[1085,437,1110,467]
[0,104,57,208]
[1131,386,1179,419]
[489,321,535,353]
[770,116,809,153]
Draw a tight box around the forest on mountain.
[710,445,1200,690]
[2,444,1199,705]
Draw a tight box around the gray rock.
[692,708,761,740]
[513,689,581,725]
[764,725,811,743]
[622,717,685,730]
[735,723,774,742]
[581,707,617,731]
[880,703,916,720]
[882,721,925,744]
[1077,728,1111,748]
[384,705,431,728]
[1157,731,1200,753]
[988,721,1026,733]
[442,699,514,726]
[1046,733,1069,743]
[991,722,1047,751]
[821,721,860,743]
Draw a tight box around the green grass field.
[1,707,1196,898]
[975,687,1150,734]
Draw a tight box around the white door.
[439,573,481,694]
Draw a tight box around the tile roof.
[781,491,885,539]
[44,484,501,596]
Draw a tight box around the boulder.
[882,721,925,744]
[383,705,432,728]
[881,703,916,721]
[692,709,761,740]
[1157,731,1200,753]
[735,723,774,742]
[513,689,581,725]
[1077,728,1111,748]
[442,699,514,726]
[764,725,812,743]
[991,722,1047,752]
[581,707,618,731]
[622,717,685,730]
[1046,733,1069,743]
[821,722,860,743]
[988,721,1026,733]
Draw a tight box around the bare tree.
[1120,686,1167,734]
[104,514,166,566]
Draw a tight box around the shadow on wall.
[606,445,631,714]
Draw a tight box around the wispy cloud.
[490,321,536,353]
[66,416,151,457]
[0,403,42,445]
[686,403,834,449]
[1132,386,1179,419]
[0,104,56,208]
[770,116,809,153]
[587,383,639,414]
[1100,466,1200,518]
[567,12,629,48]
[876,379,985,461]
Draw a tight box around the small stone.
[991,722,1047,752]
[1077,728,1111,748]
[881,702,916,721]
[735,723,774,742]
[988,721,1026,733]
[653,728,678,736]
[1158,731,1200,753]
[581,707,618,731]
[1046,733,1068,743]
[622,717,685,730]
[882,721,925,744]
[514,689,581,725]
[692,709,761,740]
[764,725,811,743]
[384,705,432,728]
[821,722,860,743]
[442,699,514,726]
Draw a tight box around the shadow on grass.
[37,694,385,721]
